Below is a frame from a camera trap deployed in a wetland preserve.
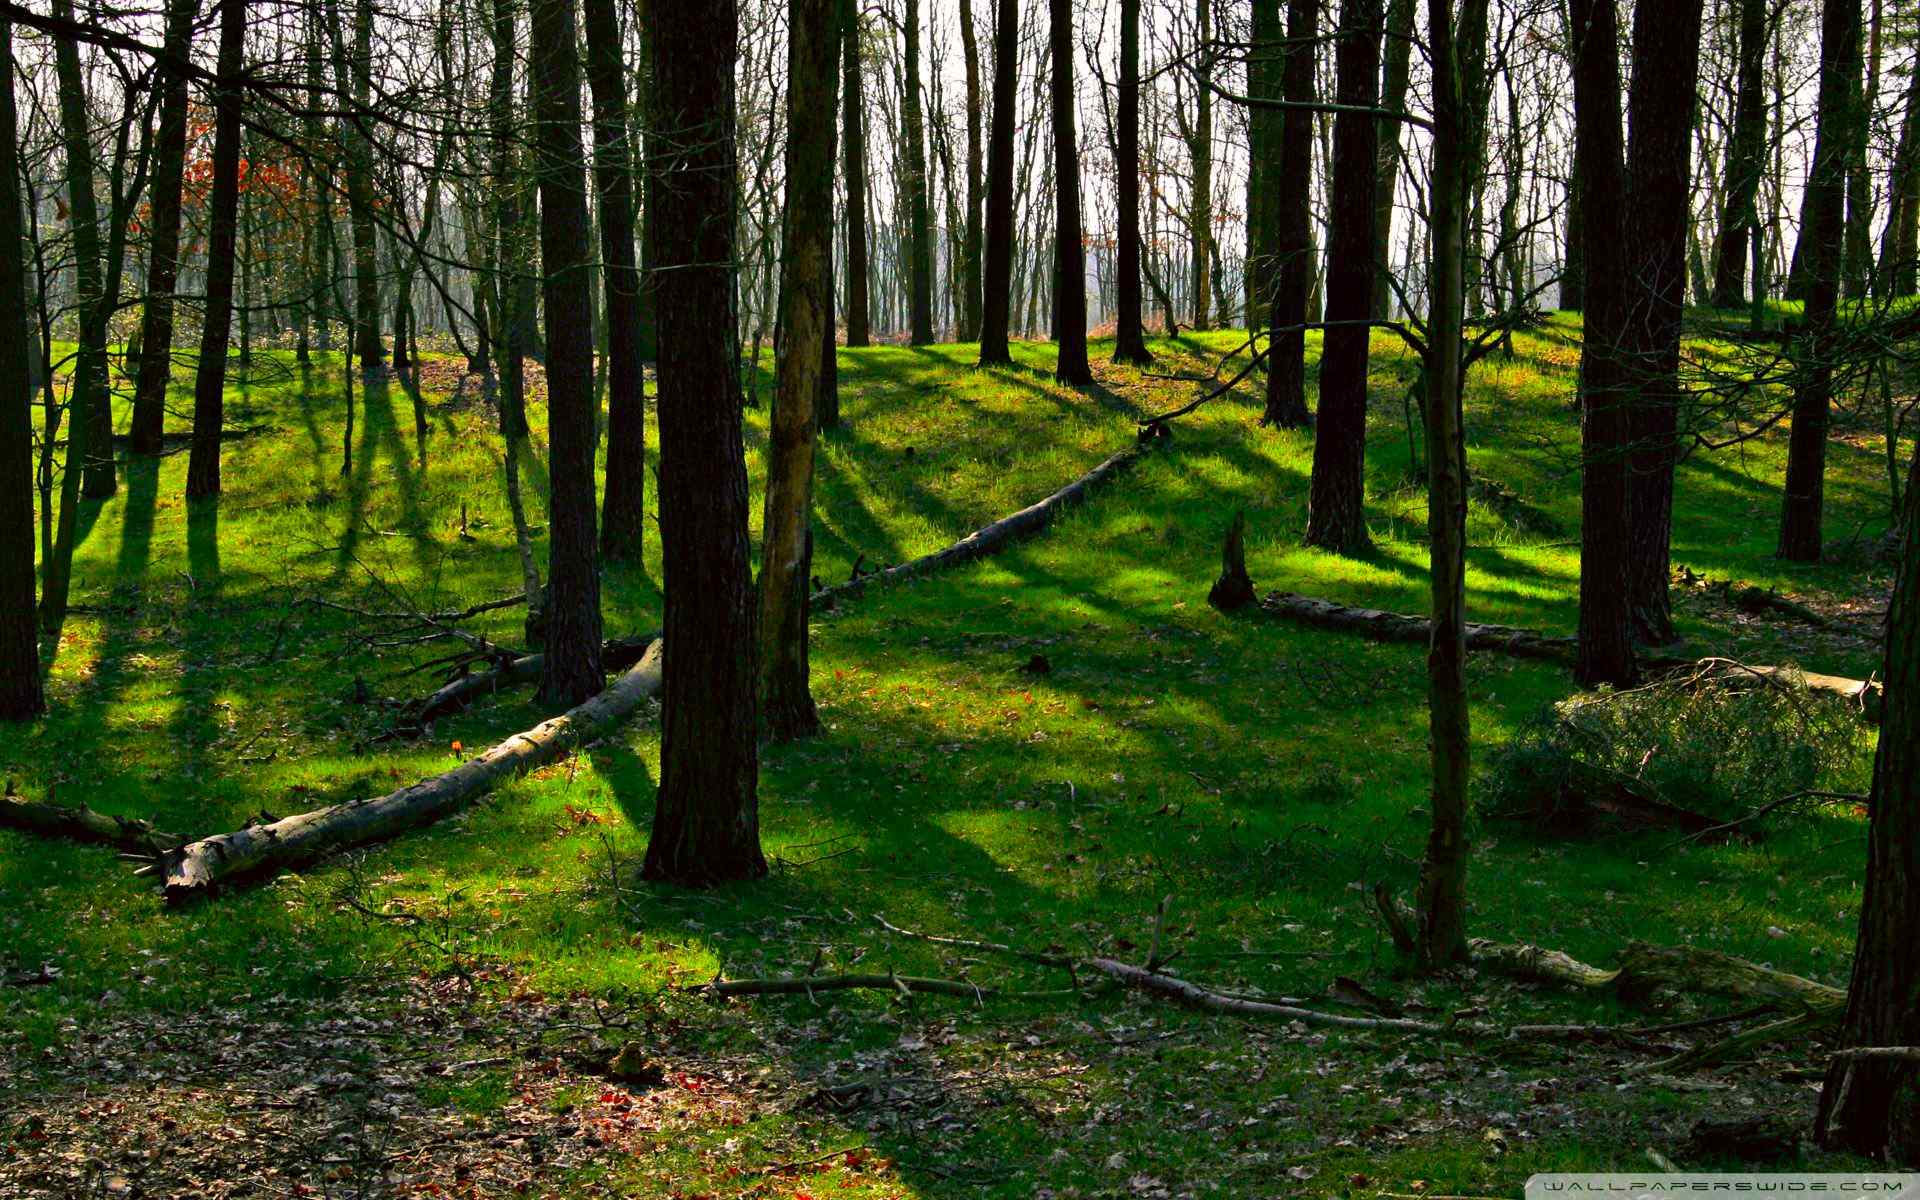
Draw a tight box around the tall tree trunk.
[343,0,384,370]
[491,0,544,638]
[759,0,837,742]
[1261,0,1316,428]
[1414,0,1483,972]
[956,0,984,341]
[183,0,248,501]
[584,0,646,564]
[1881,47,1920,297]
[0,10,40,719]
[1779,0,1862,562]
[1843,0,1880,300]
[1711,0,1768,309]
[1815,439,1920,1160]
[977,0,1018,364]
[51,0,114,503]
[1113,0,1151,362]
[1304,0,1382,556]
[1188,0,1213,332]
[642,0,766,885]
[1245,0,1280,326]
[842,14,872,347]
[129,0,198,456]
[1049,0,1091,384]
[1623,0,1704,647]
[1370,0,1416,321]
[530,0,605,706]
[902,0,934,343]
[1561,157,1585,310]
[1569,0,1637,687]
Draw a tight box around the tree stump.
[1208,510,1257,611]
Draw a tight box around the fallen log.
[1,790,188,855]
[1256,592,1882,718]
[409,632,656,725]
[810,436,1157,609]
[161,642,666,901]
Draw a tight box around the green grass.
[0,317,1896,1196]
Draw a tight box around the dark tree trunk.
[1710,0,1768,309]
[1370,0,1416,321]
[759,0,837,742]
[1261,0,1316,428]
[1816,442,1920,1160]
[51,0,114,503]
[584,0,646,564]
[1779,0,1862,563]
[530,0,605,707]
[0,11,40,720]
[1049,0,1091,385]
[345,0,384,370]
[957,0,984,341]
[1113,0,1151,363]
[1188,0,1212,332]
[642,0,766,885]
[1245,0,1280,326]
[1622,0,1703,647]
[1569,0,1637,687]
[1304,0,1382,556]
[184,0,248,501]
[902,0,934,343]
[1561,158,1585,311]
[1843,0,1878,301]
[1881,48,1920,297]
[842,13,872,348]
[129,0,198,456]
[978,0,1017,365]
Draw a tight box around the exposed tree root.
[1,787,189,855]
[160,643,665,902]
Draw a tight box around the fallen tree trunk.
[1,791,188,854]
[1257,592,1882,718]
[811,436,1157,609]
[162,642,666,901]
[410,632,656,724]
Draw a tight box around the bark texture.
[977,0,1018,365]
[1049,0,1091,384]
[1112,0,1151,363]
[128,0,199,456]
[0,11,40,719]
[184,0,249,500]
[1261,0,1316,428]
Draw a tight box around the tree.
[0,10,41,721]
[50,0,114,503]
[1244,0,1279,328]
[759,0,838,742]
[956,0,984,341]
[842,13,873,347]
[1048,0,1091,385]
[1261,0,1315,429]
[642,0,767,885]
[1709,0,1768,310]
[331,0,385,371]
[128,0,199,457]
[1815,442,1920,1160]
[1778,0,1862,562]
[1304,0,1383,556]
[1370,0,1416,320]
[1622,0,1704,646]
[1881,42,1920,297]
[584,0,647,564]
[184,0,249,501]
[1568,0,1636,688]
[901,0,934,344]
[1111,0,1151,363]
[529,0,605,706]
[977,0,1019,365]
[1187,0,1213,332]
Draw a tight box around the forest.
[2,0,1920,1191]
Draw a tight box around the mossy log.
[0,792,188,854]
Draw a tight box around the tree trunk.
[1188,0,1213,332]
[0,10,39,720]
[1262,0,1316,428]
[1561,157,1585,311]
[1842,0,1880,301]
[1779,0,1862,563]
[1245,0,1281,327]
[128,0,198,456]
[642,0,766,886]
[977,0,1018,364]
[184,0,248,501]
[956,0,984,341]
[584,0,646,564]
[1710,0,1767,309]
[1049,0,1091,385]
[1622,0,1704,647]
[1370,0,1416,321]
[842,14,872,348]
[343,0,384,370]
[1304,0,1382,556]
[529,0,605,706]
[1113,0,1151,363]
[1816,442,1920,1160]
[902,0,934,343]
[51,0,114,504]
[1880,42,1920,297]
[759,0,837,742]
[1414,0,1483,973]
[1568,0,1637,688]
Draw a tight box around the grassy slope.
[0,318,1895,1196]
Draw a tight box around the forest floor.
[0,317,1904,1198]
